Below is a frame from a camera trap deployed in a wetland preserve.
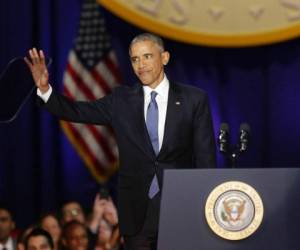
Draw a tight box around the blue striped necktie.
[146,91,160,198]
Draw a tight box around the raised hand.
[88,194,106,232]
[24,48,49,93]
[104,198,118,226]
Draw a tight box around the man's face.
[61,202,85,224]
[0,209,14,242]
[130,40,170,89]
[27,236,52,250]
[63,225,88,250]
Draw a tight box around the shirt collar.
[143,74,169,102]
[0,237,13,249]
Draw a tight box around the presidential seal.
[98,0,300,47]
[205,181,264,240]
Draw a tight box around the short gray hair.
[129,33,165,54]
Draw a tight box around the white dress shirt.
[143,75,169,151]
[37,85,52,102]
[0,237,14,250]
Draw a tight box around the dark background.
[0,0,300,228]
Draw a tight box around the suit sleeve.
[193,93,216,168]
[41,90,113,125]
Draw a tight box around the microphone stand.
[218,123,250,168]
[228,147,239,168]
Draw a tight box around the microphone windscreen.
[240,123,250,133]
[220,122,229,132]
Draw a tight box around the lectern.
[158,168,300,250]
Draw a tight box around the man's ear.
[162,51,170,66]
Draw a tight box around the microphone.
[218,123,229,153]
[239,123,250,152]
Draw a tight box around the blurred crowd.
[0,192,124,250]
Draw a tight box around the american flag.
[60,0,121,182]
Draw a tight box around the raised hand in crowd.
[103,198,118,227]
[88,194,107,233]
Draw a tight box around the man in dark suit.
[25,33,216,250]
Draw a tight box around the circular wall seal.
[98,0,300,47]
[205,181,264,240]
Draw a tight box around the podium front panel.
[158,168,300,250]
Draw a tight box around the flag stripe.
[105,53,123,83]
[71,123,110,167]
[67,63,96,100]
[63,122,106,175]
[64,72,90,101]
[95,59,119,89]
[65,80,116,162]
[68,51,106,98]
[90,68,112,94]
[86,124,116,163]
[62,121,117,183]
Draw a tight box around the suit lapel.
[126,82,182,159]
[127,84,155,158]
[158,82,182,158]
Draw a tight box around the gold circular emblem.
[98,0,300,47]
[205,181,264,240]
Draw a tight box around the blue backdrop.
[1,0,300,228]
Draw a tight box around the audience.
[4,190,124,250]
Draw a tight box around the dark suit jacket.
[43,81,216,236]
